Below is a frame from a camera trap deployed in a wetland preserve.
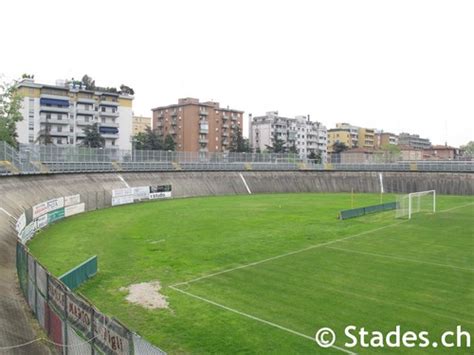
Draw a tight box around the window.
[101,107,106,112]
[85,104,90,111]
[112,107,116,113]
[46,113,51,119]
[57,126,62,132]
[111,140,115,146]
[28,134,34,143]
[57,114,62,120]
[85,116,90,122]
[57,138,62,144]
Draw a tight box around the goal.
[396,190,436,219]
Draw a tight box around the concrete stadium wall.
[0,170,472,353]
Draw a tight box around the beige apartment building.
[151,98,244,152]
[132,115,151,135]
[327,123,376,152]
[376,132,398,147]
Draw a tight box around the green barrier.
[340,201,397,220]
[59,255,97,290]
[48,207,65,223]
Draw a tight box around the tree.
[82,123,105,148]
[0,78,23,147]
[21,73,34,79]
[134,126,163,150]
[120,84,135,95]
[332,142,348,154]
[307,150,322,164]
[265,132,287,153]
[379,143,401,162]
[163,134,176,151]
[230,126,250,152]
[460,141,474,158]
[288,141,298,154]
[81,74,96,90]
[35,122,54,145]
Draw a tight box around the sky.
[1,0,473,146]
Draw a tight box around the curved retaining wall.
[0,171,472,353]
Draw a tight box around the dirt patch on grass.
[120,281,168,309]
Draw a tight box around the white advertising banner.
[16,213,26,233]
[112,188,133,198]
[33,197,65,219]
[149,191,172,200]
[36,214,48,229]
[20,221,36,244]
[132,186,150,200]
[64,194,81,207]
[65,203,85,217]
[112,196,134,206]
[47,197,64,212]
[32,201,48,219]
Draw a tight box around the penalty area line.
[169,285,356,355]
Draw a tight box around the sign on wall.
[65,194,81,207]
[48,208,65,224]
[65,203,85,217]
[111,196,134,206]
[16,213,26,234]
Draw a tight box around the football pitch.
[28,193,473,354]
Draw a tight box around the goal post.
[396,190,436,219]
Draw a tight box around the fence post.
[64,292,69,355]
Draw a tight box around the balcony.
[101,133,119,139]
[222,123,229,128]
[199,124,209,134]
[40,117,71,125]
[76,119,96,126]
[40,105,70,114]
[99,110,119,117]
[222,139,229,145]
[100,121,119,128]
[40,93,70,101]
[199,138,208,143]
[76,107,95,115]
[222,131,229,137]
[99,100,119,107]
[76,97,96,104]
[171,120,178,126]
[49,130,70,137]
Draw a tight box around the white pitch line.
[324,246,474,272]
[170,285,356,355]
[116,174,130,188]
[239,173,252,194]
[171,221,406,287]
[0,207,16,221]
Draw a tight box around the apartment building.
[398,133,432,150]
[249,111,327,159]
[375,132,399,147]
[328,123,376,152]
[16,78,133,149]
[151,98,244,153]
[132,115,151,135]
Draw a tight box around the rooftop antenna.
[444,120,448,146]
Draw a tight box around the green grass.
[28,193,474,354]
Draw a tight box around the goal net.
[396,190,436,219]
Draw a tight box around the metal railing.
[0,142,472,175]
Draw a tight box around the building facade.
[132,115,151,136]
[328,123,376,153]
[16,78,133,150]
[376,132,399,147]
[249,111,327,159]
[398,132,431,150]
[327,129,352,153]
[151,98,244,153]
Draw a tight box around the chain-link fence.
[13,190,167,354]
[1,141,473,175]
